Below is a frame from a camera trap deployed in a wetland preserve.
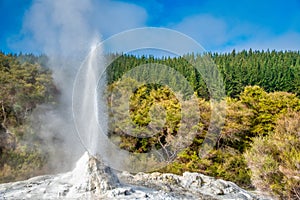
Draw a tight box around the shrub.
[244,111,300,199]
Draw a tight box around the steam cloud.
[22,0,99,172]
[13,0,145,172]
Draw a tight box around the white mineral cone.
[67,151,119,197]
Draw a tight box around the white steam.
[13,0,146,172]
[22,0,101,172]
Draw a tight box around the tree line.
[106,49,300,99]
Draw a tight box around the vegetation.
[105,50,300,198]
[1,49,299,199]
[0,52,57,182]
[107,79,300,192]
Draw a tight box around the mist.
[17,0,104,172]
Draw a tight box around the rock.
[181,172,203,188]
[66,152,119,196]
[118,171,273,200]
[0,152,274,200]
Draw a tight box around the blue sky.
[1,0,300,53]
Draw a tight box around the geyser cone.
[68,152,119,196]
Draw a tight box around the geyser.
[72,40,130,172]
[72,42,104,155]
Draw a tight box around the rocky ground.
[0,152,274,200]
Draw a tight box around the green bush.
[160,147,252,188]
[0,147,46,183]
[244,111,300,199]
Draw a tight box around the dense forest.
[107,49,300,99]
[0,50,299,199]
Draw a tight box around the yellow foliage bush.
[245,111,300,199]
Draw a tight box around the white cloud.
[172,14,228,50]
[172,14,300,52]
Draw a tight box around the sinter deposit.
[0,152,273,200]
